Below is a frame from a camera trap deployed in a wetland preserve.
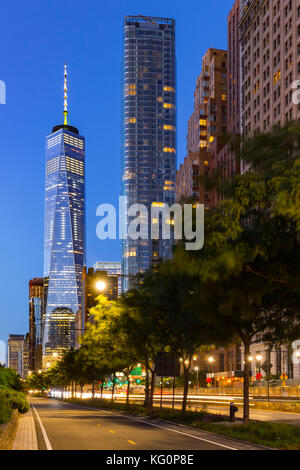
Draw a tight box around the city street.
[29,398,261,450]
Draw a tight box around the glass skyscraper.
[43,66,85,367]
[122,16,176,290]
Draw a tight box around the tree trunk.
[80,384,83,398]
[182,366,190,413]
[144,363,150,407]
[101,382,104,399]
[243,340,251,424]
[111,380,115,403]
[126,374,130,405]
[149,370,155,409]
[92,381,95,399]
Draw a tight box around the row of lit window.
[64,135,84,150]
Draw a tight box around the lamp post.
[256,355,262,374]
[207,356,215,387]
[194,366,199,392]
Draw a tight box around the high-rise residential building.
[240,0,300,159]
[94,261,122,296]
[21,333,30,378]
[176,48,227,208]
[29,277,44,371]
[238,0,300,375]
[228,0,241,135]
[122,15,176,290]
[7,334,24,375]
[43,65,85,368]
[209,1,242,206]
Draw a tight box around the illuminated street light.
[256,355,262,361]
[248,356,253,361]
[96,280,106,291]
[208,356,214,363]
[38,370,42,374]
[53,352,58,358]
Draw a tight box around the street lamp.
[256,355,262,374]
[194,366,199,392]
[96,280,106,292]
[207,356,215,387]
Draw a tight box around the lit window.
[199,119,207,126]
[163,124,176,131]
[163,86,175,92]
[125,117,136,124]
[163,103,175,109]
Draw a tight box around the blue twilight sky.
[0,0,233,350]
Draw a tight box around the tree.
[173,123,300,422]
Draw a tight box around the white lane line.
[65,403,237,450]
[32,405,53,450]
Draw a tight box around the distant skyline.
[0,0,232,346]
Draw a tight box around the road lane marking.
[65,403,238,450]
[128,440,136,445]
[97,423,101,426]
[32,405,52,450]
[124,417,238,450]
[109,430,116,433]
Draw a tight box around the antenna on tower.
[63,64,68,125]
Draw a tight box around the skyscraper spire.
[63,63,68,125]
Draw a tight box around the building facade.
[122,15,176,290]
[240,0,300,142]
[29,277,44,371]
[176,48,227,208]
[75,267,119,347]
[7,334,24,375]
[43,66,85,368]
[94,261,122,296]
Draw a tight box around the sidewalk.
[11,406,38,450]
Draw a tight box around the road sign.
[256,372,262,381]
[280,373,288,381]
[156,352,181,377]
[261,361,272,374]
[130,366,142,376]
[206,377,212,383]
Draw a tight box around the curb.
[0,410,19,450]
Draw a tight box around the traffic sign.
[280,373,288,381]
[256,372,262,381]
[206,377,212,383]
[261,361,272,374]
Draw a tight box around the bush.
[0,388,29,423]
[0,391,12,424]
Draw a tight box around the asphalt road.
[110,395,300,426]
[30,397,261,450]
